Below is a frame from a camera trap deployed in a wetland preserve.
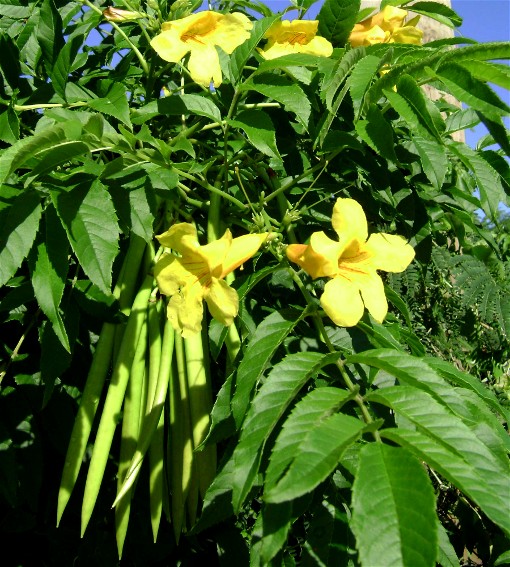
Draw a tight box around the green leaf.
[264,412,364,503]
[355,104,398,162]
[349,54,381,119]
[383,87,437,141]
[394,74,445,139]
[447,140,505,220]
[0,127,70,184]
[109,174,156,242]
[0,0,31,18]
[0,190,42,287]
[371,387,510,537]
[27,141,90,180]
[0,109,20,145]
[318,0,361,46]
[51,179,120,294]
[412,136,448,191]
[240,74,311,130]
[436,522,459,567]
[256,53,325,75]
[0,33,21,88]
[229,15,280,83]
[50,35,82,100]
[458,60,510,92]
[265,386,353,492]
[158,94,222,123]
[28,205,70,352]
[250,502,294,567]
[436,63,510,117]
[88,83,131,127]
[36,0,64,70]
[351,443,438,567]
[229,109,281,160]
[250,496,312,566]
[231,352,341,512]
[231,309,303,428]
[408,1,462,28]
[476,111,510,157]
[424,356,507,421]
[322,47,366,110]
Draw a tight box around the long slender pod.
[170,333,194,543]
[148,310,174,542]
[149,411,166,543]
[115,321,148,558]
[57,236,147,525]
[112,302,174,506]
[81,272,154,536]
[183,331,217,498]
[112,236,149,363]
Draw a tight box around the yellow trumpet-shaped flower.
[155,223,267,337]
[259,20,333,60]
[349,6,422,47]
[150,11,252,87]
[286,198,415,327]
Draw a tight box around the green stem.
[176,169,248,211]
[287,266,380,439]
[264,149,342,204]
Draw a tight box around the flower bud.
[102,7,143,22]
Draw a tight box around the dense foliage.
[1,0,509,565]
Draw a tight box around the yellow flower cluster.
[286,199,415,327]
[349,6,423,47]
[150,11,333,87]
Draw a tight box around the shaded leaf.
[51,179,119,294]
[158,94,221,123]
[0,190,42,287]
[265,386,353,492]
[28,204,70,352]
[229,109,281,160]
[318,0,361,46]
[88,83,131,127]
[240,74,311,129]
[231,309,303,428]
[264,412,364,503]
[231,352,341,512]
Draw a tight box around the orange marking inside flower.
[284,32,309,45]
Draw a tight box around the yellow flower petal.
[349,6,421,47]
[331,198,368,252]
[265,20,318,43]
[205,278,239,326]
[365,233,415,273]
[221,232,267,277]
[150,31,190,63]
[187,44,222,87]
[358,271,387,323]
[193,230,233,280]
[260,19,332,60]
[390,26,423,45]
[321,277,365,327]
[211,12,252,53]
[286,232,342,279]
[379,6,408,32]
[156,223,198,251]
[166,283,204,338]
[154,253,187,296]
